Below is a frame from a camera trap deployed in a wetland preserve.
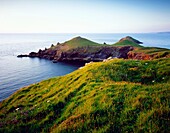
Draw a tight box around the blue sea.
[0,33,170,101]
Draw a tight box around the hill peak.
[119,36,143,44]
[113,36,143,47]
[71,36,83,40]
[64,36,100,48]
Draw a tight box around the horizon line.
[0,31,169,34]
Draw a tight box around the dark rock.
[118,46,134,58]
[29,52,38,57]
[18,45,134,62]
[52,60,58,63]
[38,49,42,53]
[56,46,133,62]
[17,54,28,57]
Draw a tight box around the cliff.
[29,45,133,62]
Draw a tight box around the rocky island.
[17,36,170,62]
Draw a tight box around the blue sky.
[0,0,170,33]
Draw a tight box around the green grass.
[63,36,101,49]
[130,47,170,59]
[0,58,170,132]
[135,46,170,54]
[48,36,102,52]
[113,40,143,47]
[134,47,169,53]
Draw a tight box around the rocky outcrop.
[18,45,134,62]
[57,46,133,62]
[17,54,29,57]
[128,51,151,60]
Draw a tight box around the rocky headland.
[17,36,170,62]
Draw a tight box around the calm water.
[0,33,170,101]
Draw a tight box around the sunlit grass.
[0,58,170,132]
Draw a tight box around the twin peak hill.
[18,36,170,62]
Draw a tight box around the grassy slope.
[112,38,170,58]
[48,37,103,55]
[113,40,143,47]
[133,47,170,58]
[0,58,170,133]
[61,36,101,49]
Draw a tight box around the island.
[1,36,170,133]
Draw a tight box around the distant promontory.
[18,36,170,62]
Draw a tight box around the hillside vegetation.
[58,36,142,49]
[133,47,170,57]
[63,36,101,49]
[113,36,143,48]
[49,36,101,52]
[0,58,170,132]
[113,40,143,47]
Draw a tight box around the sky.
[0,0,170,33]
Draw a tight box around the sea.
[0,33,170,101]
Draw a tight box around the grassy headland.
[0,57,170,132]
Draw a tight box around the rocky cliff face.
[128,51,152,60]
[26,45,134,62]
[58,46,133,62]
